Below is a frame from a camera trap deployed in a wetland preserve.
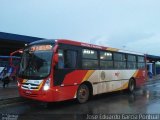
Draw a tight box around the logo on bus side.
[115,72,120,77]
[28,84,31,90]
[101,71,106,80]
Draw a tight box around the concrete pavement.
[0,80,31,108]
[1,77,160,120]
[0,80,20,106]
[0,75,159,106]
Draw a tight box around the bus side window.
[64,50,77,69]
[58,49,77,69]
[58,49,65,69]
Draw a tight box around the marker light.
[17,81,20,87]
[43,78,50,91]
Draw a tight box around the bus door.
[53,45,81,87]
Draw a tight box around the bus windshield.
[19,44,53,79]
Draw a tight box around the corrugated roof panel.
[0,32,43,43]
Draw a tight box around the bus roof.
[57,39,145,56]
[29,39,145,56]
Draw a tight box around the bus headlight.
[43,78,50,91]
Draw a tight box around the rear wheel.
[77,84,90,103]
[128,79,136,93]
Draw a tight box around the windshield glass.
[19,44,53,79]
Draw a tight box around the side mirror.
[10,49,23,67]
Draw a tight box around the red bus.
[17,39,147,103]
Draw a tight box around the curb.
[0,97,28,107]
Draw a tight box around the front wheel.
[128,79,136,93]
[77,84,90,104]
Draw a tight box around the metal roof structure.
[0,32,160,63]
[0,32,42,43]
[146,54,160,62]
[0,32,43,56]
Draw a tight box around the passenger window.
[65,50,77,68]
[113,53,126,69]
[100,51,112,60]
[58,50,65,69]
[82,59,98,69]
[82,49,98,69]
[128,55,136,62]
[82,49,98,59]
[100,51,113,69]
[138,56,145,62]
[137,56,145,69]
[58,49,77,69]
[114,53,126,61]
[114,61,126,69]
[127,55,137,69]
[100,61,113,69]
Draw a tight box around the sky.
[0,0,160,55]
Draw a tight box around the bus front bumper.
[18,85,78,102]
[19,88,63,102]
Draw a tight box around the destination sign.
[30,45,52,51]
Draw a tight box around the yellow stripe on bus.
[112,82,129,92]
[120,82,129,90]
[22,79,27,83]
[82,70,95,82]
[133,70,139,78]
[106,48,119,52]
[74,70,95,98]
[35,81,44,91]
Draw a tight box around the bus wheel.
[77,84,90,104]
[128,79,136,93]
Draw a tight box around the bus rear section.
[17,39,147,103]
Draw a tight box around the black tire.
[77,84,90,104]
[128,79,136,93]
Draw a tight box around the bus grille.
[21,83,39,90]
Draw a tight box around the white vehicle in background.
[0,55,21,80]
[0,67,5,80]
[0,67,4,73]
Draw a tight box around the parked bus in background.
[17,39,147,103]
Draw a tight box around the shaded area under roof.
[0,32,42,43]
[146,54,160,62]
[0,32,43,56]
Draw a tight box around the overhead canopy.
[0,32,42,43]
[0,32,43,56]
[146,54,160,62]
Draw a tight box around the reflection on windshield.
[19,46,53,79]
